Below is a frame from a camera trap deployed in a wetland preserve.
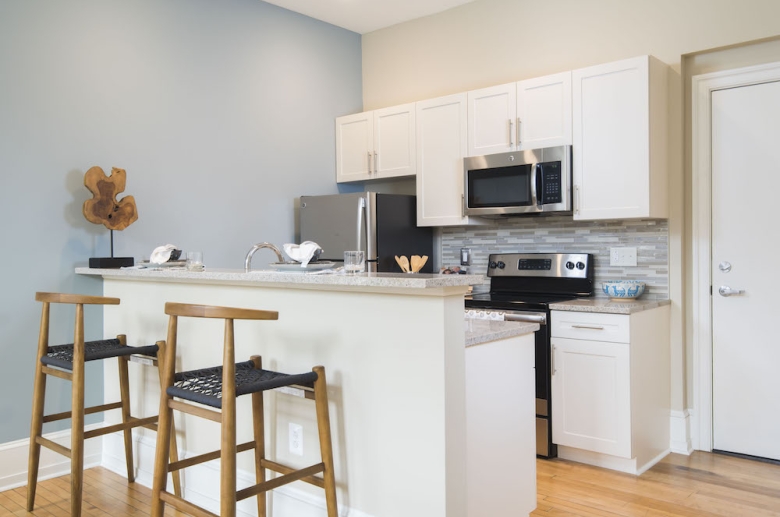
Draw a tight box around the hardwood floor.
[535,452,780,516]
[3,451,779,516]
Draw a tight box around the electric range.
[464,252,595,458]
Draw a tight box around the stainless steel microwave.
[463,145,572,217]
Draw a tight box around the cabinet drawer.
[551,311,629,343]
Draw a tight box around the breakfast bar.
[77,267,538,517]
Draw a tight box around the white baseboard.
[0,423,104,492]
[102,433,370,517]
[670,409,693,455]
[557,446,669,476]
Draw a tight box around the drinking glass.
[344,251,365,274]
[186,251,204,271]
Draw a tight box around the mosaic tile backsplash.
[441,217,669,300]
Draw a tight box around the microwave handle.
[535,164,543,206]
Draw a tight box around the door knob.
[718,286,745,297]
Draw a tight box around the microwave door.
[465,162,540,215]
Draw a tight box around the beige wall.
[362,0,780,110]
[361,0,780,418]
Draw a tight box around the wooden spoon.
[395,255,410,273]
[410,255,428,273]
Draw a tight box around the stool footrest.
[160,490,219,517]
[237,462,325,501]
[35,436,71,459]
[168,441,256,473]
[83,416,159,440]
[43,401,124,423]
[260,458,326,488]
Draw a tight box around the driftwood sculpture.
[82,166,138,230]
[83,166,137,268]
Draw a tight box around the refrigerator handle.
[356,196,365,253]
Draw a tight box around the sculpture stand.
[89,230,134,269]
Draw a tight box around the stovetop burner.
[466,292,580,312]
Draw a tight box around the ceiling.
[262,0,477,34]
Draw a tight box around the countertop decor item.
[602,280,646,300]
[83,166,137,268]
[394,255,428,273]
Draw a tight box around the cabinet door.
[336,111,373,183]
[517,71,572,150]
[416,93,471,227]
[551,337,631,458]
[374,103,416,179]
[467,83,516,157]
[572,56,651,220]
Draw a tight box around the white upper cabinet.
[467,83,517,156]
[336,103,416,183]
[572,56,668,220]
[517,71,572,150]
[416,93,485,227]
[467,72,572,157]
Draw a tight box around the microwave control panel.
[540,162,562,204]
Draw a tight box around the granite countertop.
[465,319,539,347]
[76,267,485,291]
[550,298,671,315]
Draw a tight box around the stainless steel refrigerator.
[299,192,434,273]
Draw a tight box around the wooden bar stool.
[151,302,338,517]
[27,292,181,516]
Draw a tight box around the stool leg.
[26,363,46,510]
[151,323,177,517]
[117,335,135,483]
[27,301,50,510]
[250,356,266,517]
[156,340,182,498]
[313,366,338,517]
[220,319,237,517]
[71,303,87,517]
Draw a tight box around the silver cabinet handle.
[517,117,521,147]
[572,324,605,330]
[509,119,514,147]
[718,286,745,297]
[367,151,372,174]
[374,151,378,174]
[551,345,556,376]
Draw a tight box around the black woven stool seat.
[167,360,318,409]
[41,339,160,371]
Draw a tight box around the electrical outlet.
[610,247,637,267]
[289,423,303,456]
[460,247,472,266]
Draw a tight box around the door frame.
[691,61,780,451]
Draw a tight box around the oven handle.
[503,312,547,325]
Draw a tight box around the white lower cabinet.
[551,336,631,457]
[550,307,670,474]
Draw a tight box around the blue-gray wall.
[0,0,362,443]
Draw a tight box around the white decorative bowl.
[602,280,646,300]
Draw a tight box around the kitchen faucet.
[244,242,284,271]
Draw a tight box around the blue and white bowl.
[602,280,646,300]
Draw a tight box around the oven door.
[465,308,557,458]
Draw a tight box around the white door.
[712,79,780,461]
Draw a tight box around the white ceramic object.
[602,280,646,300]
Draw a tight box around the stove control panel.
[487,253,591,279]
